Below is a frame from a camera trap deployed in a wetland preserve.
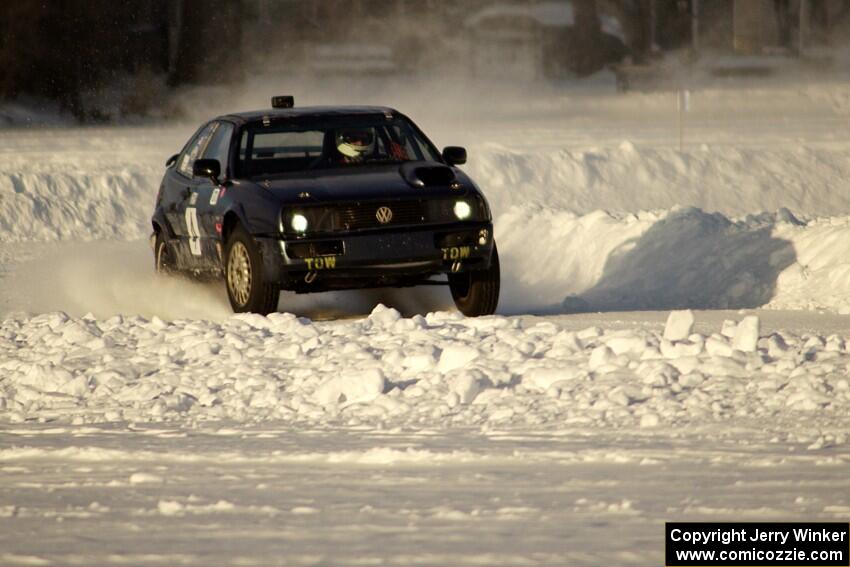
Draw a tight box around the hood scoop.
[400,161,457,188]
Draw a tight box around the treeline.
[2,1,845,120]
[0,1,243,118]
[0,0,688,114]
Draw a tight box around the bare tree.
[171,0,244,85]
[0,1,173,117]
[630,0,654,62]
[572,0,604,75]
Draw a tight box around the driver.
[335,127,375,163]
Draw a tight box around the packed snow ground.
[2,78,850,565]
[2,424,848,566]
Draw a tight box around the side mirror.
[442,146,467,166]
[193,158,221,182]
[166,153,179,167]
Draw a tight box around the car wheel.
[225,225,279,315]
[448,243,500,317]
[154,232,177,276]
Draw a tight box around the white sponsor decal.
[185,207,202,256]
[210,187,220,206]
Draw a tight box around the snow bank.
[0,170,160,241]
[468,143,850,218]
[1,307,848,440]
[6,198,850,316]
[3,142,850,244]
[496,206,850,314]
[0,126,184,242]
[3,124,850,243]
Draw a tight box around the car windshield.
[238,118,442,178]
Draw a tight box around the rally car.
[151,96,499,316]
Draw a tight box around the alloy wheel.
[227,242,252,306]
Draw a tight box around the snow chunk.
[312,369,385,407]
[766,334,790,358]
[523,365,583,391]
[733,316,760,352]
[639,413,660,428]
[401,352,437,372]
[605,334,648,355]
[231,313,274,329]
[705,335,734,357]
[129,472,164,485]
[786,388,831,411]
[663,310,694,342]
[60,319,102,345]
[699,356,748,378]
[619,140,637,153]
[369,304,401,327]
[449,373,482,404]
[660,339,703,359]
[437,345,480,373]
[721,320,738,338]
[158,500,184,516]
[588,346,616,370]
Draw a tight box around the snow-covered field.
[2,77,850,565]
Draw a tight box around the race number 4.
[185,207,202,256]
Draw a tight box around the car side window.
[178,123,216,178]
[203,122,235,176]
[390,124,425,161]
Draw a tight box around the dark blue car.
[151,97,499,316]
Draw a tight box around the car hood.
[260,162,476,204]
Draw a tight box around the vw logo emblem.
[376,206,393,224]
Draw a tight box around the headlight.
[453,200,472,220]
[291,213,308,233]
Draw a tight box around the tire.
[224,225,279,315]
[154,232,177,276]
[448,243,500,316]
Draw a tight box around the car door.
[167,122,217,269]
[194,121,235,269]
[161,125,204,243]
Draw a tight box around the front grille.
[336,200,429,230]
[285,198,468,235]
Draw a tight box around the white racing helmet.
[336,127,375,159]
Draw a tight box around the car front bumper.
[256,222,494,288]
